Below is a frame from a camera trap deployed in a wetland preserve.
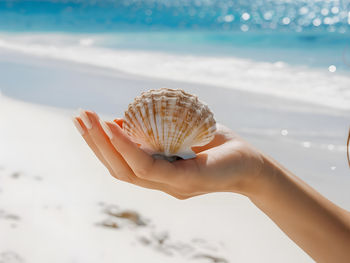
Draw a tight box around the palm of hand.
[75,111,264,199]
[180,124,264,196]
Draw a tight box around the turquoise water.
[0,0,349,33]
[0,1,349,109]
[0,0,349,69]
[93,31,350,70]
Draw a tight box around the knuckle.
[108,168,133,183]
[118,172,137,183]
[170,193,188,200]
[107,167,116,177]
[125,174,137,184]
[135,167,150,178]
[179,188,191,196]
[118,174,131,182]
[181,180,196,194]
[176,195,189,200]
[135,161,155,179]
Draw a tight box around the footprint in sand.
[97,203,229,262]
[97,204,149,229]
[0,251,24,263]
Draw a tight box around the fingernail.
[114,118,124,128]
[72,117,85,135]
[79,109,92,129]
[100,120,113,139]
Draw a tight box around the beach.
[0,42,349,263]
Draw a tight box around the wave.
[0,33,349,110]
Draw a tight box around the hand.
[73,110,350,262]
[73,110,266,199]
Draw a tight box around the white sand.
[0,50,349,263]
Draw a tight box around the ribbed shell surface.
[123,88,216,160]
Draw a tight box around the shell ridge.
[169,105,189,155]
[145,99,156,151]
[142,98,159,152]
[123,88,216,159]
[168,96,181,155]
[172,99,199,153]
[134,104,154,150]
[172,97,197,153]
[125,110,146,144]
[151,96,161,153]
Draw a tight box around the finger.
[103,121,193,187]
[81,111,190,196]
[191,125,230,153]
[114,118,124,128]
[103,120,168,176]
[73,117,113,172]
[80,110,135,182]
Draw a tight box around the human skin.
[73,110,350,263]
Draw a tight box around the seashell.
[123,88,216,162]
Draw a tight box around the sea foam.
[0,33,349,110]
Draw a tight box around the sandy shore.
[0,50,349,263]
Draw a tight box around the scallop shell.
[123,88,216,161]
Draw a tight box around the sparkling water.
[0,0,349,33]
[0,0,349,110]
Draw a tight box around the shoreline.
[0,34,350,110]
[1,48,349,115]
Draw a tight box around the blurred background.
[0,1,349,263]
[0,0,350,109]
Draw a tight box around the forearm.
[248,155,350,263]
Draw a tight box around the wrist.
[239,153,282,200]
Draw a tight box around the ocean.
[0,0,349,110]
